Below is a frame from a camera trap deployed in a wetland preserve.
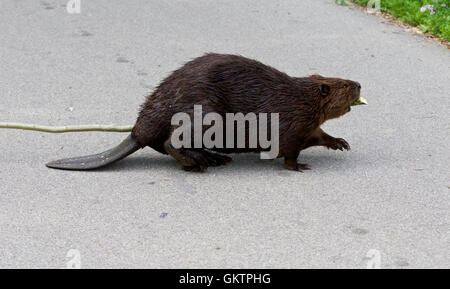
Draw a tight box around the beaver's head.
[309,74,361,122]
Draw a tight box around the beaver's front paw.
[284,161,311,172]
[328,138,350,151]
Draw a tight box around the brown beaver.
[46,53,361,172]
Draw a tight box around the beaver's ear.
[320,84,330,97]
[309,74,324,79]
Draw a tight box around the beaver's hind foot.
[164,138,232,172]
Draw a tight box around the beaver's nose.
[356,82,361,90]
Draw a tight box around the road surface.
[0,0,449,268]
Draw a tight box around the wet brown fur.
[130,53,361,172]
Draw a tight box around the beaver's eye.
[343,84,348,88]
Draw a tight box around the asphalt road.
[0,0,449,268]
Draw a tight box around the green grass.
[346,0,450,41]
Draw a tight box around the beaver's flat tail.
[46,134,141,170]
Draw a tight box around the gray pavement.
[0,0,449,268]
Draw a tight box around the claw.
[284,162,311,172]
[298,163,311,170]
[329,138,350,151]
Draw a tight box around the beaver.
[46,53,361,172]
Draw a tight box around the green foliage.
[336,0,350,6]
[349,0,450,41]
